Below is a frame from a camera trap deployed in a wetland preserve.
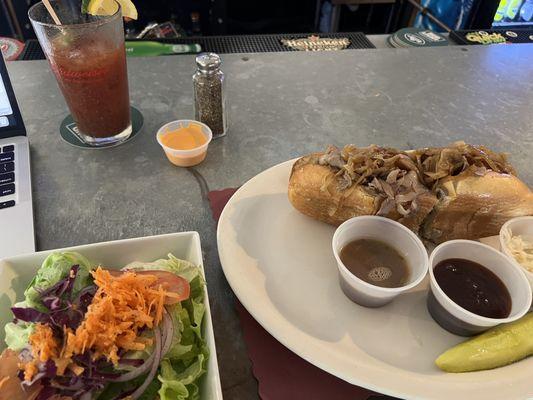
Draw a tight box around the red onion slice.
[49,380,84,392]
[111,309,173,385]
[118,359,144,367]
[127,326,163,400]
[110,346,157,383]
[161,308,174,357]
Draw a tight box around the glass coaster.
[60,106,143,149]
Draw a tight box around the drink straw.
[42,0,62,25]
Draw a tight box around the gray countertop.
[7,44,533,399]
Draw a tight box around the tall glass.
[29,0,131,147]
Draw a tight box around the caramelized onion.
[315,142,513,220]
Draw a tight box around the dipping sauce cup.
[157,120,212,167]
[428,240,532,336]
[332,216,429,308]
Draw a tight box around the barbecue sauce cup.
[427,240,532,337]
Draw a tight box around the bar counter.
[7,43,533,399]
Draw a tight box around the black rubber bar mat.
[451,28,533,45]
[19,32,375,60]
[18,39,45,61]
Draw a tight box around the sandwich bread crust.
[288,144,533,242]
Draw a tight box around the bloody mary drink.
[29,0,132,146]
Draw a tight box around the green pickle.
[436,313,533,372]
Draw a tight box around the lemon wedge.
[86,0,138,20]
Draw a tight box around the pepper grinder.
[193,53,227,138]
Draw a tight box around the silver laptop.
[0,55,35,258]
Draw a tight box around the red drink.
[29,1,132,146]
[50,36,131,139]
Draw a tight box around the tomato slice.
[107,269,190,304]
[146,270,191,304]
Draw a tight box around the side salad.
[0,252,208,400]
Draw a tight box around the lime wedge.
[86,0,138,20]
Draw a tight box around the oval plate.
[217,160,533,400]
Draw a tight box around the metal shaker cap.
[195,53,222,73]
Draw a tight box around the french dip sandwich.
[288,142,533,243]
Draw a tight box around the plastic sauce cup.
[332,216,429,308]
[427,240,532,336]
[156,120,212,167]
[500,216,533,291]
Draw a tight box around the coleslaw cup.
[332,216,429,308]
[500,216,533,291]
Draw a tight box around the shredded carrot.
[54,358,72,376]
[23,324,60,380]
[63,267,170,364]
[30,324,59,362]
[22,362,38,381]
[68,363,84,376]
[23,267,172,380]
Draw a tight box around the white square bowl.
[0,232,223,400]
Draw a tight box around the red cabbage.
[12,266,96,332]
[37,265,80,298]
[11,307,51,323]
[41,296,63,311]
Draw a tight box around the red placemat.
[209,188,391,400]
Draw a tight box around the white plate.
[217,160,533,400]
[0,232,223,400]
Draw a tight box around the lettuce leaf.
[158,356,205,400]
[4,321,34,351]
[158,359,190,400]
[126,254,209,400]
[158,280,208,400]
[24,252,93,310]
[125,254,201,284]
[96,373,161,400]
[6,252,93,349]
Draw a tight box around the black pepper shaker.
[193,53,227,138]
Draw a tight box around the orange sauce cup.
[156,120,213,167]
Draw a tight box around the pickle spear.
[436,313,533,372]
